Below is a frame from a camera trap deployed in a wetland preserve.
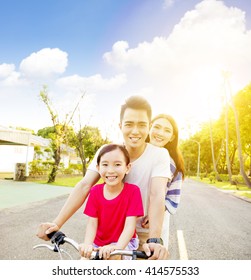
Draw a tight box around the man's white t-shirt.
[87,143,171,232]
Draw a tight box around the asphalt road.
[0,178,250,260]
[168,179,251,260]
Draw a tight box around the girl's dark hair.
[147,114,185,180]
[97,144,130,165]
[120,95,152,123]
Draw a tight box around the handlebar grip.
[133,250,150,259]
[92,251,102,260]
[47,231,57,240]
[47,231,66,246]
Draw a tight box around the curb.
[189,179,251,204]
[230,193,251,204]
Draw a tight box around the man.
[37,96,171,259]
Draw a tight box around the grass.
[191,176,251,200]
[29,174,251,200]
[30,176,83,187]
[29,176,104,187]
[0,172,14,179]
[241,192,251,199]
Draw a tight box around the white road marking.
[177,230,189,260]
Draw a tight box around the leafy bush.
[231,175,245,184]
[218,174,230,181]
[210,171,216,177]
[63,167,74,175]
[200,172,207,180]
[29,160,52,176]
[60,163,82,175]
[209,175,215,183]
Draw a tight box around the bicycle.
[33,231,149,260]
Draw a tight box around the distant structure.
[0,126,79,179]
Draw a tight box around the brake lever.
[33,244,60,252]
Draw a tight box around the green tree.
[209,117,220,180]
[39,85,83,183]
[180,139,199,176]
[69,126,110,176]
[233,83,251,176]
[182,81,251,187]
[230,83,251,187]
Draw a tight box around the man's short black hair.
[120,95,152,123]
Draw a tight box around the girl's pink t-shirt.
[84,182,144,246]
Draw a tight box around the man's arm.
[148,177,167,238]
[37,170,100,240]
[143,176,168,260]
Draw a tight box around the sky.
[0,0,251,141]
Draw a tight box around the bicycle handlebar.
[34,231,149,260]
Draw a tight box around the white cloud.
[1,0,251,139]
[104,0,251,78]
[0,63,29,87]
[163,0,174,9]
[0,63,15,78]
[19,48,68,78]
[103,0,251,132]
[56,73,127,93]
[50,73,127,130]
[103,41,131,69]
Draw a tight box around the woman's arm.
[165,173,182,214]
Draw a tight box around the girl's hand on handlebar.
[98,244,117,260]
[36,222,59,241]
[79,243,94,259]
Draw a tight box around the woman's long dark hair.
[148,114,185,180]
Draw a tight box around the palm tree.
[223,71,251,188]
[222,73,233,183]
[209,117,221,181]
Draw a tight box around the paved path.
[1,178,250,260]
[0,179,76,260]
[168,179,251,260]
[0,179,72,209]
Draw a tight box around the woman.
[146,114,185,247]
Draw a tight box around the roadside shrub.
[218,174,230,181]
[231,175,245,184]
[200,172,206,180]
[63,167,74,175]
[62,164,82,175]
[185,170,193,177]
[29,160,51,176]
[209,175,215,183]
[210,171,216,177]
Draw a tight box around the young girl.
[144,114,185,247]
[79,144,144,260]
